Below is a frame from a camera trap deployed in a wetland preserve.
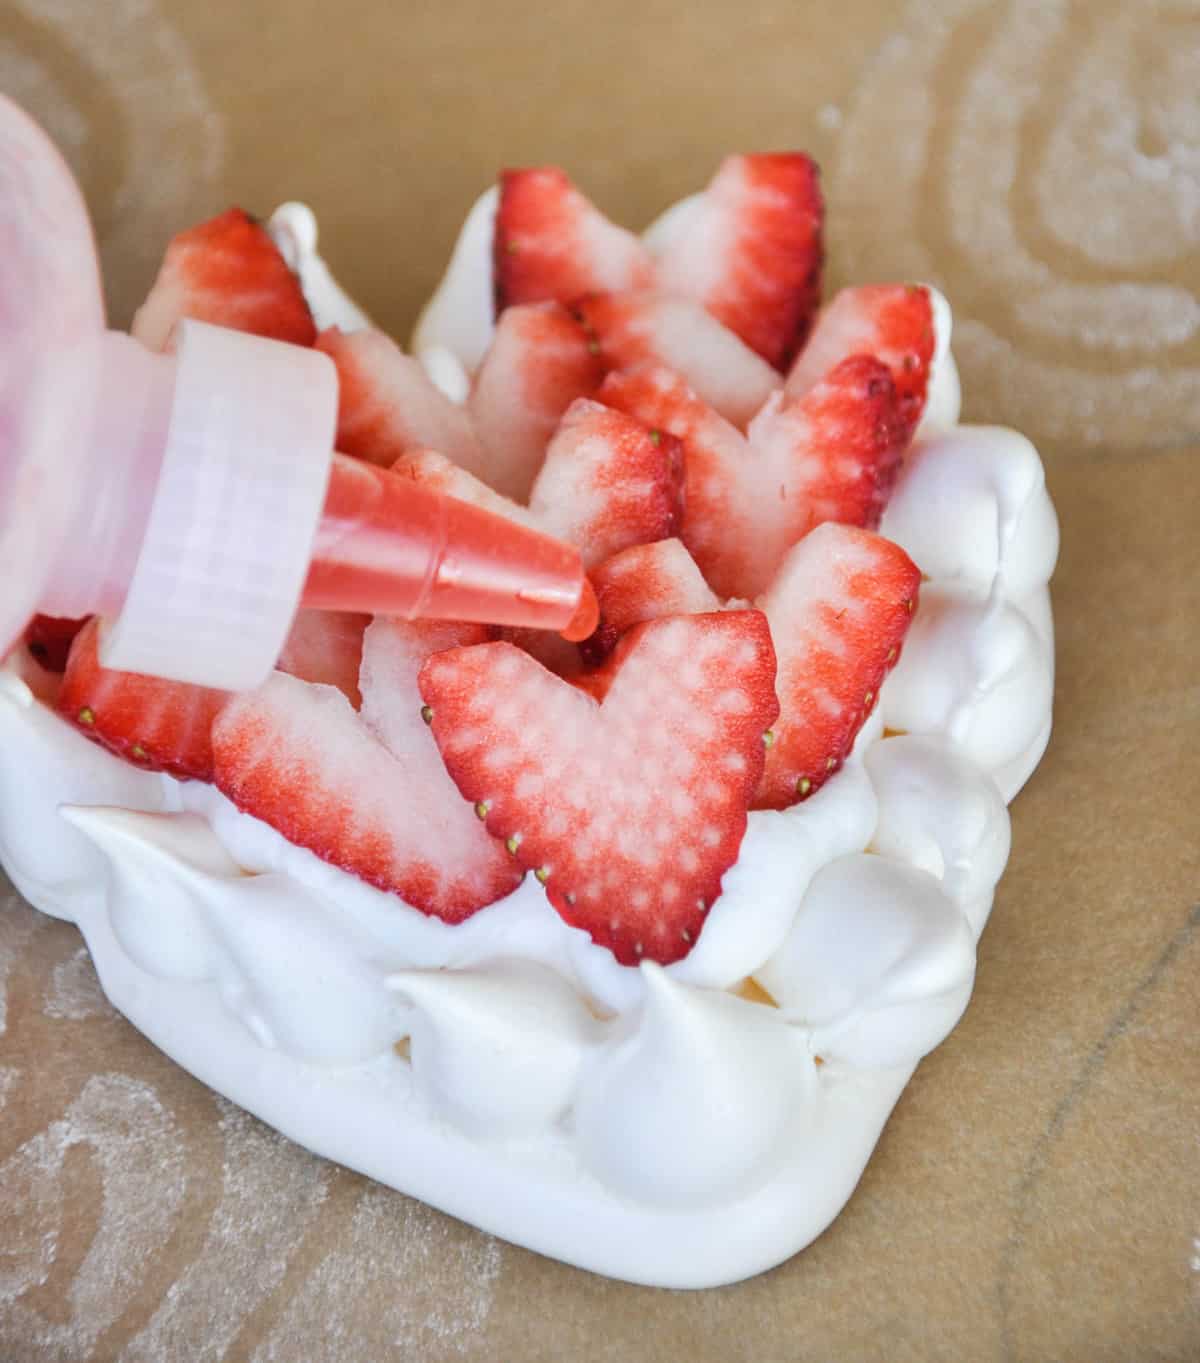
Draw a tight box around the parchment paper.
[2,1,1197,1357]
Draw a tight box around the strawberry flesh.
[531,400,685,566]
[584,539,719,662]
[493,167,654,313]
[276,609,370,708]
[132,208,316,352]
[214,645,522,923]
[755,523,920,809]
[316,326,487,477]
[741,353,908,565]
[601,357,906,599]
[468,301,605,501]
[59,618,228,782]
[598,365,757,599]
[575,292,780,430]
[786,284,936,441]
[419,611,778,965]
[655,153,824,369]
[493,627,586,685]
[395,398,683,569]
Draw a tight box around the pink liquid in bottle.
[305,456,597,640]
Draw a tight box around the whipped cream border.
[0,200,1058,1287]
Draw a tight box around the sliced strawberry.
[755,524,920,809]
[654,153,823,369]
[420,611,778,965]
[214,658,522,924]
[395,398,683,569]
[786,285,935,440]
[598,365,757,599]
[360,619,526,914]
[467,302,604,501]
[276,609,370,708]
[494,627,586,684]
[394,449,525,523]
[24,615,87,673]
[58,618,228,782]
[493,167,654,313]
[316,326,487,477]
[575,292,780,429]
[132,208,316,352]
[602,357,905,599]
[531,399,684,565]
[743,353,908,553]
[584,538,720,662]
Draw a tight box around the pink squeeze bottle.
[0,96,597,691]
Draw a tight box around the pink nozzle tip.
[0,94,108,660]
[303,456,590,636]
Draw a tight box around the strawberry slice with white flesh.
[584,538,720,662]
[494,627,587,685]
[316,326,488,478]
[575,292,780,430]
[59,618,228,782]
[493,167,654,313]
[755,523,920,810]
[654,153,824,369]
[598,365,757,599]
[742,353,908,568]
[785,284,936,441]
[419,611,779,965]
[601,357,906,600]
[467,301,605,501]
[393,450,535,535]
[276,609,370,708]
[395,398,684,570]
[531,400,685,563]
[132,207,316,352]
[213,647,523,923]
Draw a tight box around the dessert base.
[41,886,913,1288]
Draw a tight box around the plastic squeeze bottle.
[0,95,597,691]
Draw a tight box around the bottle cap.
[103,320,338,690]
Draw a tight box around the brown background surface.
[2,0,1198,1358]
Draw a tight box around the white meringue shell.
[757,853,976,1070]
[881,584,1054,775]
[387,961,601,1139]
[573,965,816,1207]
[865,734,1011,938]
[0,677,171,918]
[881,425,1059,598]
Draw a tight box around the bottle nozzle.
[304,456,594,639]
[560,579,600,643]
